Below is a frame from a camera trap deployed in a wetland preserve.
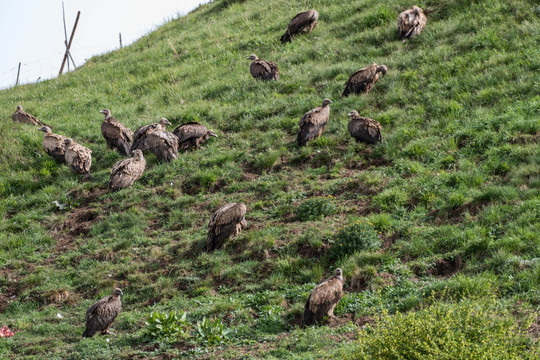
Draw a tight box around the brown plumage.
[281,10,319,43]
[147,123,178,162]
[398,6,427,39]
[82,288,123,338]
[12,105,46,126]
[247,54,279,81]
[297,99,332,147]
[109,149,146,191]
[303,268,344,326]
[342,63,388,97]
[100,109,133,156]
[131,118,171,153]
[64,138,92,179]
[347,110,382,145]
[207,203,247,252]
[38,126,68,162]
[173,122,218,151]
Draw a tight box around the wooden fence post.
[59,11,81,75]
[15,62,21,86]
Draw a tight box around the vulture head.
[100,109,112,118]
[207,130,218,138]
[16,105,23,111]
[347,110,359,117]
[376,65,388,77]
[334,268,344,282]
[247,54,259,61]
[159,118,171,126]
[112,288,124,297]
[322,98,332,107]
[63,138,75,147]
[38,126,53,134]
[132,149,144,161]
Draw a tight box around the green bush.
[329,221,381,261]
[145,310,190,343]
[295,196,337,221]
[195,317,231,346]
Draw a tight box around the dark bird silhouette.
[281,10,319,43]
[131,118,171,153]
[342,64,387,97]
[303,268,344,326]
[347,110,382,145]
[64,138,92,179]
[147,123,178,162]
[109,149,146,191]
[247,54,279,81]
[398,6,427,39]
[173,122,218,151]
[207,203,247,251]
[38,126,68,162]
[297,99,332,146]
[12,105,46,126]
[82,288,123,337]
[100,109,133,156]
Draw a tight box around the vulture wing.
[342,64,378,97]
[297,106,329,146]
[12,109,46,126]
[101,119,133,156]
[148,130,178,162]
[82,295,122,337]
[207,203,247,251]
[173,122,207,143]
[303,277,343,326]
[250,60,279,80]
[281,10,319,43]
[109,157,146,190]
[398,7,427,39]
[43,133,68,162]
[131,123,158,152]
[65,144,92,176]
[348,116,382,144]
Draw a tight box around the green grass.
[0,0,539,358]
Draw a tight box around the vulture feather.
[82,288,123,337]
[12,105,46,126]
[100,109,133,156]
[173,122,218,151]
[247,54,279,81]
[347,110,382,145]
[303,268,344,326]
[207,203,247,251]
[342,63,387,97]
[297,99,332,147]
[38,126,68,162]
[131,118,171,153]
[109,149,146,191]
[147,123,178,162]
[398,6,427,39]
[281,10,319,43]
[64,138,92,179]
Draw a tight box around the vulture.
[247,54,279,81]
[280,10,319,43]
[342,63,388,97]
[398,6,427,39]
[173,122,218,151]
[297,98,332,147]
[147,123,178,162]
[64,138,92,179]
[12,105,46,126]
[303,268,344,326]
[347,110,382,145]
[131,118,171,153]
[100,109,133,156]
[82,288,123,337]
[207,203,247,252]
[38,126,68,162]
[109,149,146,191]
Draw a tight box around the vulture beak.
[38,126,47,132]
[119,290,124,296]
[100,110,106,114]
[164,119,171,126]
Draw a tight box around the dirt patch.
[528,317,540,340]
[428,255,465,277]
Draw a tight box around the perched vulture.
[64,138,92,179]
[280,10,319,43]
[100,109,133,156]
[347,110,382,145]
[342,64,388,97]
[398,6,427,39]
[38,126,68,162]
[247,54,279,81]
[12,105,46,126]
[303,268,344,326]
[147,123,178,162]
[131,118,171,153]
[109,149,146,191]
[173,122,218,151]
[297,98,332,147]
[82,288,123,337]
[207,203,247,251]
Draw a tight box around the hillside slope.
[0,0,539,358]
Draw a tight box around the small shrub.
[195,317,231,346]
[295,196,337,221]
[329,221,381,261]
[145,310,190,343]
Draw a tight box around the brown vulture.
[173,122,218,151]
[100,109,133,156]
[303,268,344,326]
[109,149,146,191]
[82,288,123,337]
[64,138,92,179]
[147,123,178,162]
[131,118,171,153]
[342,63,388,97]
[281,10,319,43]
[398,6,427,39]
[207,203,247,251]
[12,105,46,126]
[297,98,332,146]
[347,110,382,145]
[38,126,68,162]
[247,54,279,81]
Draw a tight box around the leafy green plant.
[295,196,337,221]
[145,310,190,343]
[329,221,381,261]
[195,317,231,346]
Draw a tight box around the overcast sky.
[0,0,210,89]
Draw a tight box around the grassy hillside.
[1,0,539,358]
